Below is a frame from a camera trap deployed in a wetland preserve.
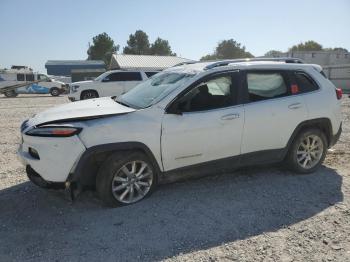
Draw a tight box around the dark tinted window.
[145,71,159,78]
[17,74,25,81]
[105,72,142,82]
[25,74,34,81]
[294,72,319,93]
[246,72,288,102]
[177,74,234,112]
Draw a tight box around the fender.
[49,86,60,94]
[68,142,162,185]
[80,89,99,100]
[284,118,333,158]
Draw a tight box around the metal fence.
[323,65,350,93]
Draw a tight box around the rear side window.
[17,74,25,81]
[145,72,159,78]
[294,72,319,93]
[105,72,142,82]
[246,72,288,102]
[25,74,34,81]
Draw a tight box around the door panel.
[161,71,244,171]
[104,82,124,97]
[161,106,245,171]
[241,70,308,154]
[241,96,307,153]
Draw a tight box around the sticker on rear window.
[291,84,299,94]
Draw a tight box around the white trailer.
[0,68,67,97]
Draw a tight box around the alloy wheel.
[111,160,153,204]
[296,134,324,169]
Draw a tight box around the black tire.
[286,128,327,174]
[81,90,99,100]
[96,152,158,207]
[50,87,60,96]
[4,90,18,97]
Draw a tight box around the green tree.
[289,40,323,51]
[150,37,176,56]
[199,54,218,61]
[200,39,254,61]
[87,32,119,65]
[264,50,284,57]
[123,30,150,55]
[332,47,349,52]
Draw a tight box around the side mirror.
[166,102,182,115]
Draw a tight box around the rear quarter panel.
[303,68,342,135]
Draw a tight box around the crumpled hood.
[28,97,135,126]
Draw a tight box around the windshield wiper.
[116,100,130,107]
[113,97,137,109]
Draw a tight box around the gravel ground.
[0,94,349,262]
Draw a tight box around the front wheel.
[286,129,327,173]
[50,87,60,96]
[4,90,18,97]
[81,90,98,100]
[96,152,157,207]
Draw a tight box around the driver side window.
[177,74,235,112]
[38,74,50,81]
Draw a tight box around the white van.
[68,70,159,101]
[0,68,66,97]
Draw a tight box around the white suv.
[18,58,343,207]
[68,70,158,101]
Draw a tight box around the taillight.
[335,88,342,100]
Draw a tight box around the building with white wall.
[110,54,193,71]
[266,50,350,93]
[280,50,350,66]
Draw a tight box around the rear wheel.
[4,90,18,97]
[286,128,327,173]
[50,87,60,96]
[81,90,98,100]
[96,152,157,207]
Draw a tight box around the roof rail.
[171,61,198,67]
[204,57,304,70]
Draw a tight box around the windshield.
[117,71,194,109]
[94,72,109,81]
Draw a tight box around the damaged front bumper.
[26,165,65,189]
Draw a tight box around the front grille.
[20,119,29,132]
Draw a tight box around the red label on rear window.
[291,84,299,94]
